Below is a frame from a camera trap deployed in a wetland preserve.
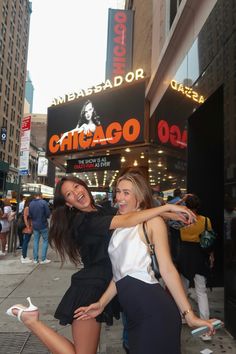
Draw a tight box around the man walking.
[29,192,51,264]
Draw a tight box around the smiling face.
[61,180,94,212]
[115,179,140,214]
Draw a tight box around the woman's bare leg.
[0,232,7,252]
[72,318,101,354]
[14,308,101,354]
[16,309,75,354]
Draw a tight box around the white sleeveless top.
[108,224,158,284]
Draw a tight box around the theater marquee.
[47,78,146,157]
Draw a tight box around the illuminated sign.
[157,119,187,149]
[170,79,204,104]
[51,68,144,106]
[106,9,134,79]
[66,154,121,173]
[47,80,145,157]
[48,118,140,154]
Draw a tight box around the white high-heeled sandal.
[6,297,38,323]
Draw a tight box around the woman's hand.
[163,204,196,224]
[73,301,104,321]
[23,226,33,234]
[184,311,222,335]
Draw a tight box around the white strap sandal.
[6,297,38,322]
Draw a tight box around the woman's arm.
[73,280,117,320]
[110,203,195,230]
[57,125,80,144]
[23,207,31,228]
[146,217,215,331]
[160,211,188,223]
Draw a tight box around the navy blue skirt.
[116,276,181,354]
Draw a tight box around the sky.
[27,0,125,114]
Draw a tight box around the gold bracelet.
[182,308,193,318]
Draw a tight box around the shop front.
[146,0,235,337]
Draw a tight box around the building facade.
[25,70,34,113]
[0,0,32,194]
[125,0,236,338]
[21,113,55,188]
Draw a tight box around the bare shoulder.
[146,215,166,229]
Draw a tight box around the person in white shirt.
[0,199,12,255]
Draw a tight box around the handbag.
[142,222,161,280]
[17,213,26,231]
[199,217,216,250]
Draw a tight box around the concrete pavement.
[0,244,235,354]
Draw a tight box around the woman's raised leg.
[16,308,75,354]
[13,308,101,354]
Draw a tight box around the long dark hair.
[49,176,96,265]
[77,100,101,127]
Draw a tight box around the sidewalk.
[0,245,235,354]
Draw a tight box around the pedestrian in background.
[0,199,13,256]
[21,196,34,264]
[16,194,25,250]
[29,192,51,264]
[178,194,215,341]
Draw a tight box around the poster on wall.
[47,78,146,157]
[37,156,49,176]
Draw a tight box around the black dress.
[54,206,120,325]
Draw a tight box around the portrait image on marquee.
[57,100,101,144]
[47,77,146,156]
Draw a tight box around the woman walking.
[20,196,34,264]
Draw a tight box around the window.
[169,0,182,28]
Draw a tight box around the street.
[0,244,235,354]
